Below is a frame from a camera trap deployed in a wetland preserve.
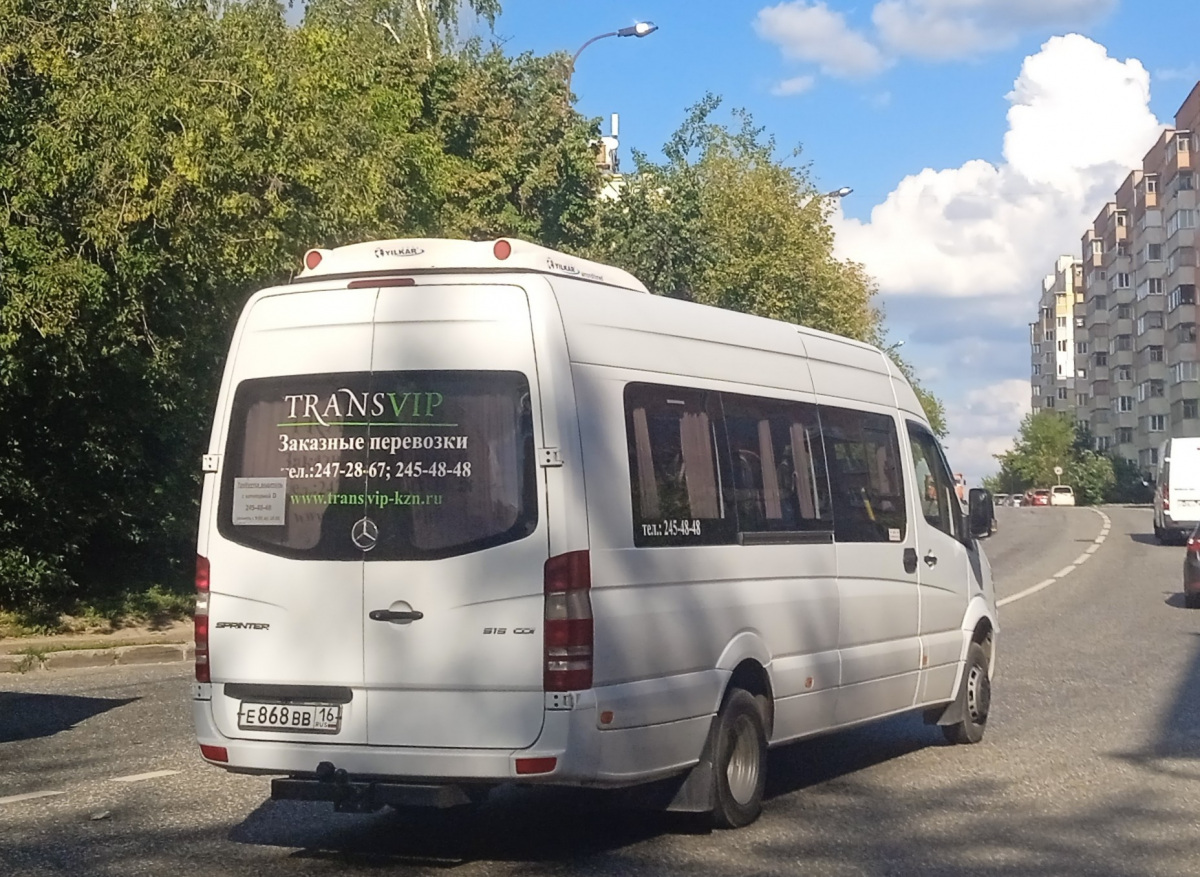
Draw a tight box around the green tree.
[0,0,602,617]
[989,411,1114,505]
[588,96,881,341]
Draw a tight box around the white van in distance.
[1154,437,1200,544]
[193,238,999,828]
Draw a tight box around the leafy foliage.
[989,411,1114,505]
[587,96,881,341]
[0,0,601,615]
[0,7,924,618]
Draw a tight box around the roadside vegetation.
[0,0,942,633]
[984,411,1153,505]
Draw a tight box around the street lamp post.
[567,22,658,93]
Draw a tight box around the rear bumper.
[193,693,710,790]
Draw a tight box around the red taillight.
[515,757,557,775]
[200,744,228,763]
[303,249,322,270]
[544,550,592,692]
[195,555,210,683]
[494,239,512,260]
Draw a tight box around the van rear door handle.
[369,609,424,623]
[903,548,918,574]
[923,551,938,568]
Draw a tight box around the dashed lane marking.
[997,507,1112,608]
[0,791,66,805]
[112,770,180,783]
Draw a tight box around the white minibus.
[193,238,998,828]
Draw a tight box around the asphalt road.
[2,503,1198,876]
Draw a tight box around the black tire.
[942,642,991,745]
[710,688,767,829]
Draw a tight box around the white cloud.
[832,35,1164,479]
[772,75,817,96]
[754,2,889,79]
[754,0,1120,81]
[835,35,1162,310]
[872,0,1118,60]
[943,380,1031,486]
[1156,63,1200,83]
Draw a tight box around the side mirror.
[968,488,994,539]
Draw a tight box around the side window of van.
[819,406,907,543]
[907,423,960,539]
[625,384,736,546]
[720,393,834,535]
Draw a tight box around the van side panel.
[570,359,841,742]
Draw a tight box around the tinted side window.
[820,406,907,543]
[721,393,833,534]
[907,422,960,539]
[626,384,735,546]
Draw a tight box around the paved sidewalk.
[0,621,194,674]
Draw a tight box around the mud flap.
[924,677,967,727]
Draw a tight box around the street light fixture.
[826,187,853,198]
[568,22,659,93]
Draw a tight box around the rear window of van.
[218,370,537,560]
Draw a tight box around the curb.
[0,642,194,674]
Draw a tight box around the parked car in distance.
[1181,524,1200,608]
[994,493,1009,507]
[1028,488,1051,507]
[1050,485,1075,506]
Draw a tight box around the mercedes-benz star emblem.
[351,517,379,551]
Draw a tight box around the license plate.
[238,702,342,734]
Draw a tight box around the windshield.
[218,370,538,560]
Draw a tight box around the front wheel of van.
[711,688,767,829]
[942,642,990,745]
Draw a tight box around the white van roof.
[295,237,650,294]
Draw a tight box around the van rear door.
[208,288,376,745]
[361,284,548,749]
[1169,441,1200,514]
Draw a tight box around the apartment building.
[1033,81,1200,475]
[1030,255,1083,418]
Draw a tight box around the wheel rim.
[725,714,760,805]
[965,663,990,725]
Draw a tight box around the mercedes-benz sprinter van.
[193,238,998,828]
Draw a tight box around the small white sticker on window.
[888,528,901,542]
[233,477,287,526]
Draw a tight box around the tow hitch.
[271,762,474,812]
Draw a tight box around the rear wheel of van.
[711,688,767,829]
[942,642,990,745]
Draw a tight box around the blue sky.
[489,0,1200,484]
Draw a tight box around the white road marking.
[998,579,1059,607]
[112,770,180,783]
[999,508,1112,608]
[0,790,66,805]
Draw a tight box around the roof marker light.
[493,239,512,261]
[304,250,323,271]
